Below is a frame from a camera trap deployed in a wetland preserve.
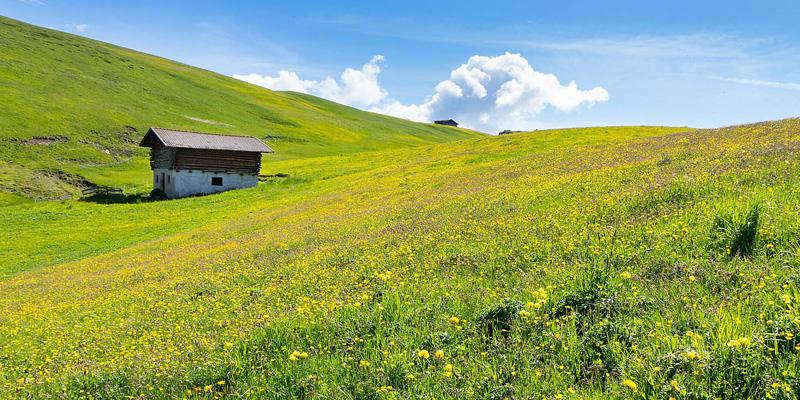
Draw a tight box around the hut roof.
[139,127,274,153]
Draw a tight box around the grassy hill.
[0,16,481,202]
[0,125,686,275]
[2,119,799,399]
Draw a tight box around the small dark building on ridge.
[434,119,459,127]
[139,127,273,198]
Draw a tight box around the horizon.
[3,0,800,133]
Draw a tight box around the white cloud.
[234,70,316,92]
[234,55,388,108]
[74,24,88,33]
[234,52,608,133]
[710,76,800,91]
[373,53,609,132]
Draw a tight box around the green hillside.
[0,16,481,201]
[2,119,799,399]
[0,125,686,275]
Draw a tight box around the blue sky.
[4,0,800,132]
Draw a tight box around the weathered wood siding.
[173,149,261,174]
[150,143,176,169]
[149,143,261,174]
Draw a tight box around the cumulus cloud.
[233,70,315,92]
[74,24,88,32]
[234,52,608,133]
[234,55,388,108]
[373,53,609,132]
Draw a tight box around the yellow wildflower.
[622,379,637,390]
[740,337,751,345]
[443,364,453,377]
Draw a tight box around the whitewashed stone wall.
[153,169,258,198]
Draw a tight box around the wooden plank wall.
[173,149,260,174]
[150,144,175,169]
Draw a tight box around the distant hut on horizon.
[434,119,459,127]
[139,127,273,198]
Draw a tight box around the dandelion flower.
[622,379,637,390]
[418,350,430,359]
[740,337,751,345]
[443,364,453,377]
[434,349,445,358]
[448,316,460,324]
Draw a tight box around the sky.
[3,0,800,133]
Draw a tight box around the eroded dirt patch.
[21,136,68,145]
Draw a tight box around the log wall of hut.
[173,149,261,174]
[150,143,176,170]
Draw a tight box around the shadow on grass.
[79,193,166,204]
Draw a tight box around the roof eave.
[138,127,164,148]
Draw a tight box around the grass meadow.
[2,121,799,399]
[0,16,481,200]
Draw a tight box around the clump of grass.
[477,299,523,338]
[551,264,617,322]
[711,203,761,258]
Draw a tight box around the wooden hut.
[139,127,273,198]
[434,119,459,127]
